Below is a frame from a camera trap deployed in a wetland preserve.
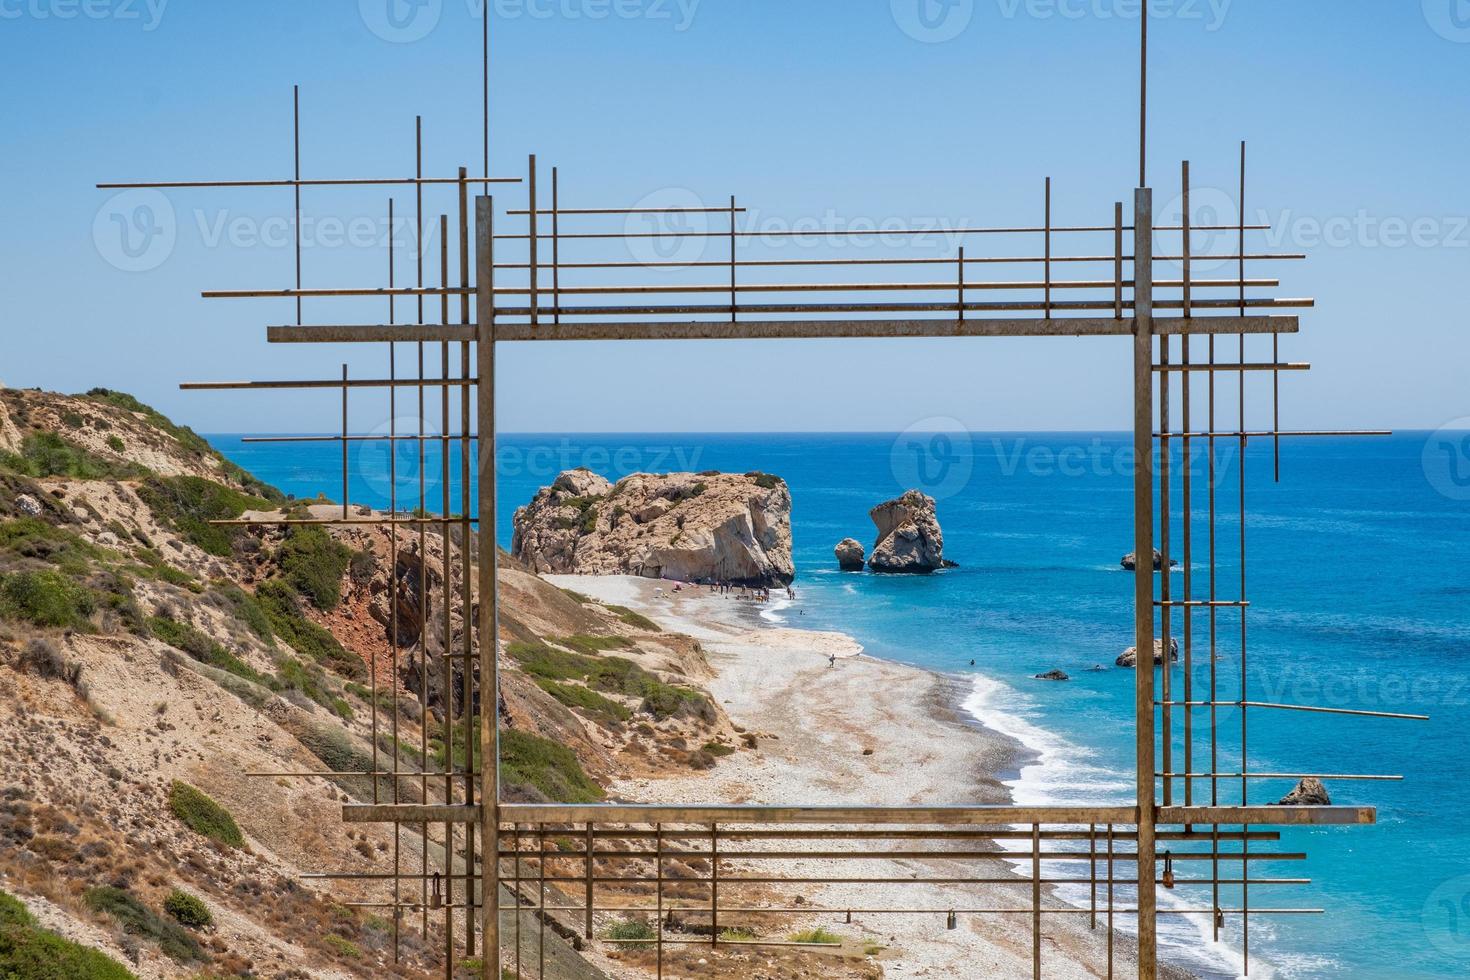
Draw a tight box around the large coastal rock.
[1279,777,1332,806]
[868,490,951,573]
[1122,549,1180,571]
[834,538,866,571]
[1116,637,1181,667]
[512,469,794,587]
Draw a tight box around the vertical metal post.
[1043,178,1052,319]
[475,194,500,980]
[1031,823,1041,980]
[728,195,738,323]
[710,823,719,945]
[584,822,594,940]
[1132,186,1158,980]
[528,155,538,328]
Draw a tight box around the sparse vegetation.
[0,432,148,481]
[507,640,713,723]
[83,886,205,963]
[276,525,352,610]
[136,476,273,557]
[256,579,365,681]
[535,678,632,723]
[701,740,736,757]
[212,582,274,644]
[556,633,634,655]
[500,729,604,803]
[167,780,244,848]
[553,494,603,533]
[163,890,212,929]
[746,471,784,491]
[604,604,661,632]
[788,927,844,945]
[105,435,126,453]
[322,934,361,959]
[0,888,137,980]
[149,614,271,687]
[0,569,97,631]
[604,918,656,950]
[17,638,83,688]
[718,926,759,942]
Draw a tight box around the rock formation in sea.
[511,468,795,587]
[834,537,866,571]
[1116,637,1182,667]
[867,489,954,573]
[1279,777,1332,806]
[1121,548,1180,571]
[1035,669,1071,681]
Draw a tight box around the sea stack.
[511,469,794,587]
[1122,548,1180,571]
[1279,777,1332,806]
[1116,638,1181,667]
[834,537,866,571]
[867,489,953,573]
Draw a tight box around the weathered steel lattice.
[97,14,1424,980]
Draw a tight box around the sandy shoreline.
[549,574,1192,980]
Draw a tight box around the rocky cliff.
[0,386,746,979]
[867,489,952,573]
[512,469,795,587]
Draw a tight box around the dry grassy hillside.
[0,386,750,980]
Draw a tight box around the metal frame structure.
[97,12,1426,980]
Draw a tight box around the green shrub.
[552,494,603,533]
[167,781,244,848]
[212,583,274,643]
[500,729,604,803]
[718,926,758,942]
[323,934,361,958]
[149,615,270,687]
[61,412,85,430]
[506,641,711,723]
[605,604,661,632]
[105,435,126,453]
[136,476,273,557]
[604,918,655,950]
[745,471,784,491]
[256,580,365,680]
[0,917,137,979]
[162,890,212,929]
[0,892,34,929]
[788,927,843,945]
[0,569,96,630]
[0,518,103,574]
[557,633,634,654]
[277,525,352,610]
[0,432,148,481]
[701,741,736,757]
[535,678,631,723]
[83,887,204,963]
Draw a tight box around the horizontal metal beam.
[268,325,476,344]
[494,316,1299,343]
[344,801,1374,827]
[260,316,1299,345]
[1158,806,1375,826]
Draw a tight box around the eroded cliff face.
[868,489,949,573]
[511,469,795,586]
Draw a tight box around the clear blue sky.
[3,1,1467,433]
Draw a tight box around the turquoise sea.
[210,430,1470,980]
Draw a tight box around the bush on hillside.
[276,525,352,610]
[0,569,96,631]
[82,887,204,963]
[499,729,604,804]
[0,432,148,481]
[167,781,243,848]
[0,892,138,980]
[162,890,212,929]
[255,579,365,681]
[136,476,273,557]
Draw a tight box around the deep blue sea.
[210,430,1470,980]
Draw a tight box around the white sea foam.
[961,673,1269,980]
[759,596,794,624]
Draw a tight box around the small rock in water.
[1116,638,1181,668]
[1279,777,1331,806]
[1035,669,1071,681]
[1121,548,1180,571]
[834,537,866,571]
